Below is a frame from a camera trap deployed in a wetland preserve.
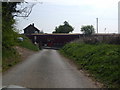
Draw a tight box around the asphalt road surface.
[3,49,98,88]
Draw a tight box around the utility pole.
[104,28,106,33]
[96,18,98,34]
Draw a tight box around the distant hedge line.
[72,34,120,45]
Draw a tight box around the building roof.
[23,23,40,32]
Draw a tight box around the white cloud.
[26,0,119,12]
[25,0,119,9]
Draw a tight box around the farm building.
[23,23,40,34]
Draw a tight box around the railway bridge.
[25,34,82,48]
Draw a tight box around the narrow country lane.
[3,49,98,88]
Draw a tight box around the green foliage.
[2,2,39,71]
[2,46,21,71]
[2,2,20,72]
[60,43,120,88]
[2,34,39,72]
[2,2,39,51]
[2,2,19,48]
[81,25,95,36]
[53,21,74,33]
[17,35,39,51]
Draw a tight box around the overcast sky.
[15,0,119,34]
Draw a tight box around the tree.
[81,25,95,36]
[2,2,20,48]
[2,2,37,47]
[2,2,37,50]
[13,2,36,17]
[52,21,74,33]
[2,2,40,67]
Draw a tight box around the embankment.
[60,43,120,88]
[2,35,39,72]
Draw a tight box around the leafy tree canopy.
[81,25,95,36]
[2,2,35,48]
[2,2,20,48]
[53,21,74,33]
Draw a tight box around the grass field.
[60,43,120,88]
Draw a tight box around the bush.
[60,43,120,88]
[72,34,120,45]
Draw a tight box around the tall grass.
[2,46,20,71]
[60,43,120,88]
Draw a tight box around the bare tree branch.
[13,2,42,17]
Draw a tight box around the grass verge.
[17,35,39,51]
[60,43,120,88]
[2,35,39,72]
[2,47,21,72]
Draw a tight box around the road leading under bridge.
[3,49,99,88]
